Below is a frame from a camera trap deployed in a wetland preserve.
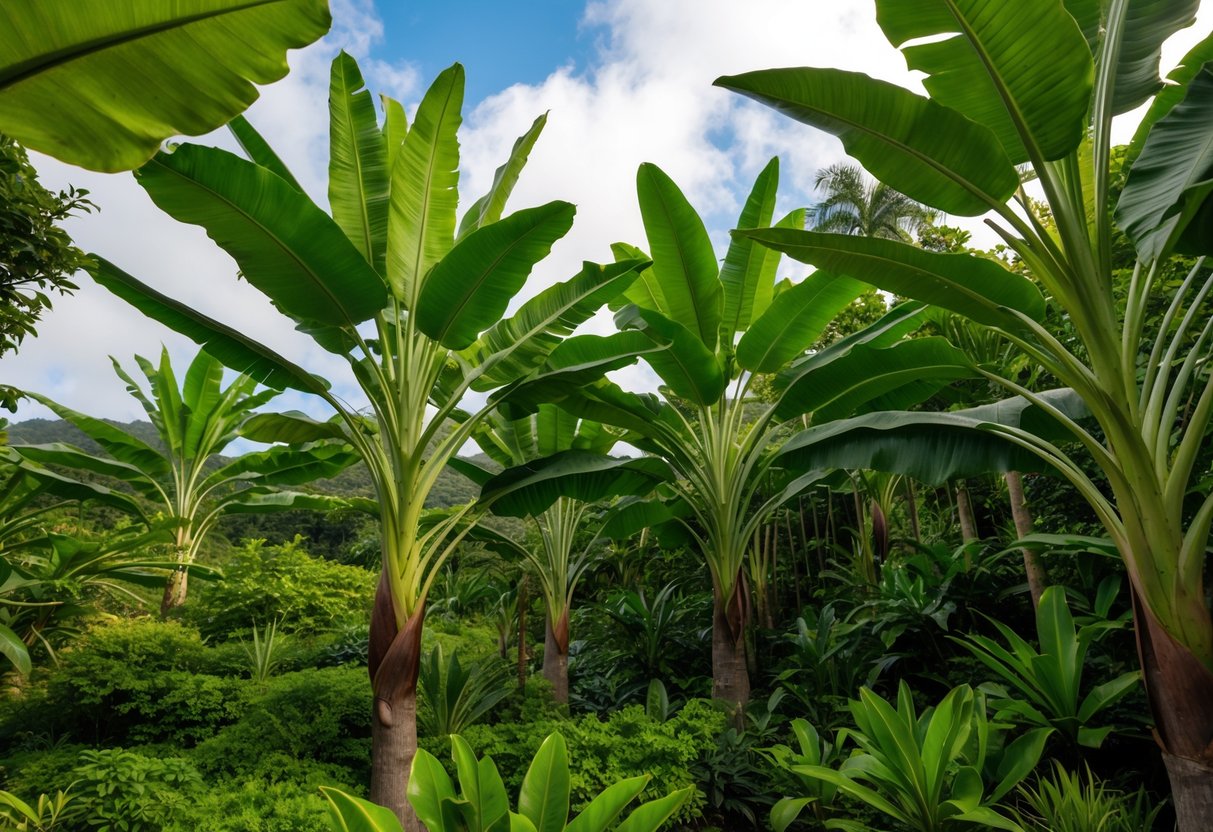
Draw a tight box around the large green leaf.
[735,271,866,373]
[518,733,570,832]
[204,442,358,490]
[874,0,1092,163]
[740,229,1046,328]
[1116,67,1213,260]
[0,625,31,676]
[463,259,647,392]
[719,158,780,342]
[24,394,170,478]
[136,143,387,328]
[329,51,390,274]
[240,411,350,444]
[555,381,674,442]
[0,0,330,172]
[491,332,665,419]
[416,201,576,349]
[228,115,303,190]
[565,775,650,832]
[386,63,463,304]
[88,258,331,396]
[775,390,1087,484]
[715,67,1018,216]
[614,787,694,832]
[778,337,977,423]
[615,306,726,406]
[482,451,672,518]
[636,163,723,349]
[1127,33,1213,169]
[408,749,458,832]
[459,113,548,238]
[322,786,403,832]
[1114,0,1201,114]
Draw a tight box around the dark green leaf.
[715,67,1018,215]
[740,229,1046,328]
[0,0,331,172]
[329,50,390,274]
[416,201,576,349]
[136,143,388,327]
[735,271,865,373]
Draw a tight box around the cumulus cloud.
[7,0,1210,425]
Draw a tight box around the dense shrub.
[191,665,371,782]
[425,699,727,825]
[166,777,342,832]
[70,748,202,832]
[39,620,247,746]
[184,537,375,638]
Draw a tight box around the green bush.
[426,699,726,825]
[184,537,375,638]
[191,665,371,782]
[41,620,247,746]
[167,776,359,832]
[70,748,201,832]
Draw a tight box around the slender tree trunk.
[517,576,528,690]
[368,572,424,831]
[160,567,188,616]
[1133,594,1213,832]
[955,480,978,543]
[712,572,750,721]
[1004,470,1047,607]
[905,479,921,542]
[542,609,569,704]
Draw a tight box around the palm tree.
[810,162,934,241]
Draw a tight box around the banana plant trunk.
[1134,594,1213,832]
[1004,471,1047,607]
[955,481,978,543]
[711,571,750,720]
[368,571,425,831]
[543,609,569,704]
[159,567,188,616]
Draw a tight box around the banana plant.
[12,347,357,614]
[717,3,1213,822]
[956,585,1140,750]
[455,404,672,703]
[87,52,649,827]
[0,0,331,171]
[783,682,1051,832]
[0,445,146,674]
[497,158,1024,712]
[323,732,693,832]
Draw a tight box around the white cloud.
[7,0,1210,427]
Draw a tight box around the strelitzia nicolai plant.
[322,732,693,832]
[459,404,670,703]
[497,158,1016,711]
[14,347,356,613]
[87,52,653,827]
[718,3,1213,823]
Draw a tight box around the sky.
[7,0,1211,427]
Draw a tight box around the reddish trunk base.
[368,571,425,830]
[1134,595,1213,832]
[543,615,569,704]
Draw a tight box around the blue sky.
[373,0,595,105]
[9,0,1211,425]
